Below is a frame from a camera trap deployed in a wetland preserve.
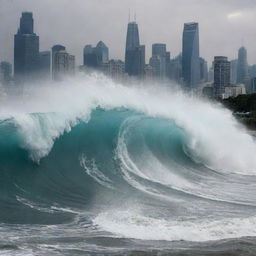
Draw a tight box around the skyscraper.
[95,41,109,64]
[125,22,140,51]
[83,41,109,68]
[125,21,145,77]
[237,46,249,84]
[14,12,39,83]
[83,45,97,67]
[182,22,200,89]
[214,56,231,97]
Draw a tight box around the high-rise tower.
[182,22,200,89]
[14,12,39,83]
[83,41,109,68]
[237,46,249,84]
[125,22,140,51]
[95,41,109,64]
[125,21,145,77]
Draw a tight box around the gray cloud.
[0,0,255,66]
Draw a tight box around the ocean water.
[0,74,256,256]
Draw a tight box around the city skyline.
[0,0,256,65]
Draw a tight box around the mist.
[1,73,255,174]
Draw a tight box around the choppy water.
[0,74,256,255]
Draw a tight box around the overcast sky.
[0,0,256,66]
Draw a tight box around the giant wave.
[0,74,256,255]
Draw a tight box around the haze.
[0,0,256,65]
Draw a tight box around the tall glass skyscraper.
[182,22,200,89]
[125,22,145,77]
[95,41,109,64]
[83,41,109,68]
[236,46,249,84]
[14,12,39,83]
[125,22,140,51]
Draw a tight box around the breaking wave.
[0,74,256,250]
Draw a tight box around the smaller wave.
[94,209,256,242]
[79,154,114,189]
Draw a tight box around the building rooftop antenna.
[128,9,131,22]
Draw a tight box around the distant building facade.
[168,54,183,83]
[250,77,256,94]
[39,51,51,79]
[101,59,126,81]
[0,62,12,85]
[150,43,167,79]
[199,57,208,83]
[230,59,238,84]
[224,84,246,98]
[144,64,155,80]
[52,45,75,81]
[213,56,231,98]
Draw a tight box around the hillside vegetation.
[222,94,256,129]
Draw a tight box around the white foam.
[0,73,255,174]
[79,154,114,189]
[16,196,56,213]
[94,209,256,242]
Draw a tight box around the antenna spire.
[128,9,130,22]
[242,38,245,47]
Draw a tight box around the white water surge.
[0,73,255,175]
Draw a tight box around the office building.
[230,59,238,84]
[95,41,109,64]
[125,21,145,77]
[83,41,109,68]
[52,46,75,81]
[237,46,249,84]
[39,51,51,79]
[0,62,12,85]
[250,77,256,94]
[199,57,208,83]
[101,59,126,80]
[213,56,231,98]
[168,54,183,83]
[14,12,39,83]
[182,22,200,89]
